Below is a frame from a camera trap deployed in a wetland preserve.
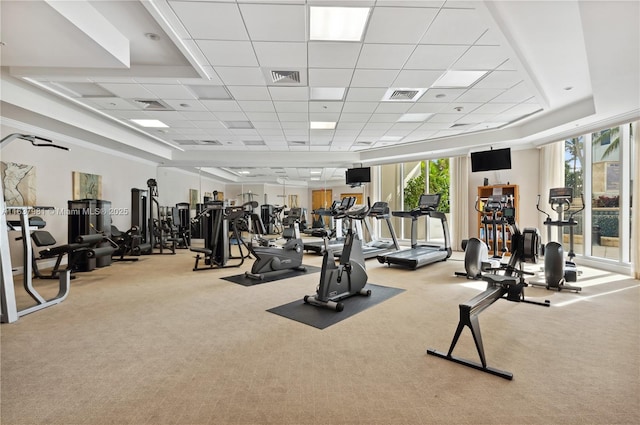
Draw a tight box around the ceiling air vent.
[288,141,307,146]
[382,88,427,102]
[271,70,300,84]
[133,99,173,111]
[243,140,266,146]
[390,90,419,100]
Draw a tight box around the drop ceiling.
[1,0,638,185]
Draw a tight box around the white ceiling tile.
[309,102,343,113]
[142,84,197,100]
[345,87,388,102]
[471,102,516,114]
[365,7,438,44]
[239,3,306,41]
[142,111,184,121]
[357,44,414,69]
[492,82,536,103]
[198,41,258,67]
[237,101,276,112]
[97,83,156,99]
[475,29,502,46]
[351,69,398,87]
[419,88,466,102]
[227,86,272,101]
[389,122,422,131]
[282,122,307,130]
[253,42,307,67]
[363,122,393,131]
[405,45,468,70]
[458,113,497,123]
[81,97,136,110]
[336,123,365,131]
[368,113,402,122]
[277,112,308,121]
[269,87,308,101]
[309,112,340,121]
[340,113,372,122]
[274,101,308,112]
[308,69,354,87]
[407,102,446,113]
[200,100,242,112]
[374,103,412,113]
[500,103,543,117]
[453,45,510,70]
[392,70,442,88]
[308,42,361,68]
[215,67,266,86]
[215,112,249,121]
[428,113,463,123]
[455,88,503,103]
[376,1,444,6]
[252,120,282,128]
[179,111,218,120]
[420,8,488,45]
[165,99,209,112]
[342,102,378,113]
[194,121,227,129]
[169,1,248,40]
[473,70,522,89]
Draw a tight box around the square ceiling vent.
[382,88,427,102]
[263,68,307,86]
[133,99,174,111]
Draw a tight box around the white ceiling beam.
[44,0,130,68]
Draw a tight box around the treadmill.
[303,196,356,255]
[377,194,452,269]
[333,201,399,259]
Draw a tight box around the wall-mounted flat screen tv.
[345,167,371,185]
[470,148,512,172]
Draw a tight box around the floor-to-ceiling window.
[377,158,450,243]
[563,121,634,268]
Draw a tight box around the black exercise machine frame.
[427,210,549,380]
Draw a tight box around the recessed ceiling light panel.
[310,87,346,101]
[310,7,370,41]
[130,119,169,128]
[431,70,488,88]
[397,113,434,122]
[310,121,337,130]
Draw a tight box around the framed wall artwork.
[0,161,36,206]
[72,171,102,199]
[189,189,198,208]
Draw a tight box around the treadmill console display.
[369,202,389,215]
[419,194,441,210]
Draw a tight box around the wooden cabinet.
[477,184,519,257]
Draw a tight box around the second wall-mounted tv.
[345,167,371,185]
[470,148,512,172]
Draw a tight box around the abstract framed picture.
[1,161,36,206]
[72,171,102,200]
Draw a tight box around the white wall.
[1,125,229,268]
[156,167,225,207]
[466,148,541,238]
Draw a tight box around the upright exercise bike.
[533,187,584,292]
[304,200,371,312]
[245,208,306,280]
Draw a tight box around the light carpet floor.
[1,247,639,425]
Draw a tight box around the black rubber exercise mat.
[221,265,322,286]
[266,283,405,329]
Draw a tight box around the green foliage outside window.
[403,159,450,213]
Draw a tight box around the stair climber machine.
[303,196,356,255]
[377,194,452,270]
[533,187,584,292]
[245,207,306,280]
[304,200,372,312]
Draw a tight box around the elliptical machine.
[533,187,584,292]
[304,200,371,312]
[245,208,306,280]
